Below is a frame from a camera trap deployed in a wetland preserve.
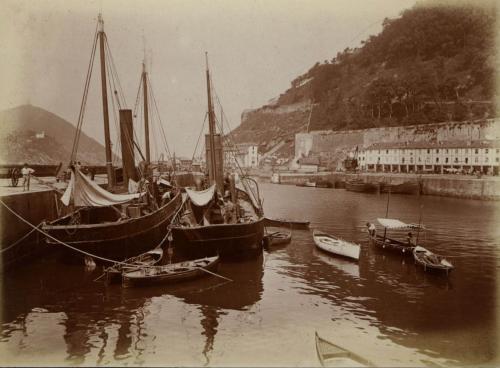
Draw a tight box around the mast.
[98,14,115,189]
[142,61,151,165]
[205,52,218,189]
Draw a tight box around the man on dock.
[21,163,35,191]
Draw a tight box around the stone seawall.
[264,172,500,200]
[1,190,59,271]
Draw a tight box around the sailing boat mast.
[142,61,151,165]
[205,52,218,189]
[98,14,115,189]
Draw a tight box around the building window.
[445,157,449,163]
[475,157,478,163]
[410,157,413,163]
[465,158,468,164]
[386,150,389,154]
[454,157,458,163]
[475,149,479,154]
[402,158,405,163]
[436,157,439,163]
[427,149,430,154]
[436,149,439,153]
[485,149,489,154]
[485,157,489,163]
[496,149,499,154]
[496,157,499,163]
[418,157,421,162]
[445,149,449,154]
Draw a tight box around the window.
[496,157,499,163]
[427,149,430,154]
[485,157,489,163]
[465,158,469,164]
[496,149,499,154]
[485,149,489,154]
[454,157,458,163]
[475,157,478,163]
[475,149,479,154]
[418,157,421,162]
[386,150,389,154]
[436,157,439,163]
[445,149,449,154]
[402,158,405,163]
[445,157,449,163]
[436,149,439,153]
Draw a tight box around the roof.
[363,140,500,151]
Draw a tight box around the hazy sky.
[0,0,416,158]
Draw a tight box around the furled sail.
[61,168,143,207]
[185,184,216,207]
[376,218,425,230]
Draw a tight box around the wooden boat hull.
[413,246,453,274]
[315,332,373,367]
[105,248,164,284]
[171,218,265,260]
[264,231,292,248]
[122,256,220,288]
[369,234,414,256]
[345,181,377,193]
[381,181,420,195]
[263,217,310,230]
[313,230,360,261]
[42,194,182,264]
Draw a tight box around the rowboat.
[263,217,310,230]
[296,181,316,187]
[264,230,292,248]
[413,246,453,274]
[122,255,220,288]
[105,248,164,284]
[313,230,360,261]
[315,332,374,367]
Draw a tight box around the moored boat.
[413,246,453,274]
[264,229,292,248]
[263,217,310,230]
[313,230,360,261]
[170,54,265,260]
[315,332,374,367]
[296,181,316,187]
[367,218,421,256]
[105,247,164,284]
[380,181,420,195]
[345,179,377,193]
[122,255,220,288]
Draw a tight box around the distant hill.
[230,1,497,154]
[0,104,116,165]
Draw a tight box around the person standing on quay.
[21,163,35,191]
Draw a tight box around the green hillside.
[231,1,497,147]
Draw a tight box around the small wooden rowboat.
[105,248,164,284]
[313,230,360,261]
[315,332,374,367]
[122,255,220,288]
[264,230,292,248]
[263,217,310,230]
[413,246,453,274]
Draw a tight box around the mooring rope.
[0,221,43,254]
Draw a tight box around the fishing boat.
[105,247,164,284]
[380,181,420,195]
[122,255,220,288]
[345,178,377,193]
[367,218,421,256]
[264,229,292,248]
[42,15,182,263]
[313,230,360,261]
[413,246,453,274]
[263,217,310,230]
[315,332,374,367]
[170,54,265,260]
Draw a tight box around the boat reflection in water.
[312,247,360,279]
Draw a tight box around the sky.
[0,0,416,158]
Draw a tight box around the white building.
[233,143,260,168]
[358,140,500,175]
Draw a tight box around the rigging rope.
[70,21,99,163]
[0,196,184,267]
[0,222,43,254]
[190,112,208,167]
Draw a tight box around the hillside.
[0,104,115,165]
[230,1,497,154]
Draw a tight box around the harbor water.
[1,183,499,366]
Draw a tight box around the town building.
[358,141,500,175]
[224,143,260,169]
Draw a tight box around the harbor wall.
[0,190,59,271]
[266,172,500,200]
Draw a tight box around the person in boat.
[21,163,35,191]
[366,222,376,237]
[407,232,416,246]
[223,194,236,224]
